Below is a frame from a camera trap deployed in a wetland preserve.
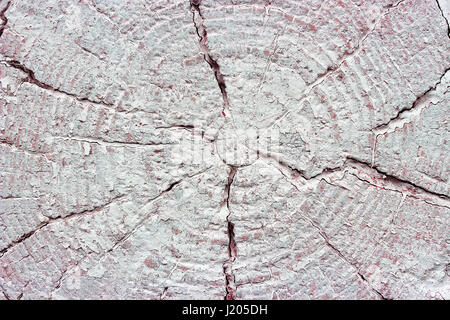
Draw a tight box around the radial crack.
[372,68,449,134]
[347,156,449,200]
[223,166,237,300]
[260,150,345,186]
[0,221,49,257]
[0,194,126,258]
[298,0,402,97]
[190,1,230,110]
[0,283,11,300]
[307,218,387,300]
[52,135,176,147]
[159,287,169,300]
[0,1,11,38]
[48,169,213,295]
[258,0,407,136]
[264,151,449,206]
[105,168,212,255]
[436,0,450,37]
[3,59,114,108]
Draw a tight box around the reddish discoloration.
[144,258,156,269]
[308,24,317,32]
[328,108,337,119]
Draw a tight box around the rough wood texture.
[0,0,449,299]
